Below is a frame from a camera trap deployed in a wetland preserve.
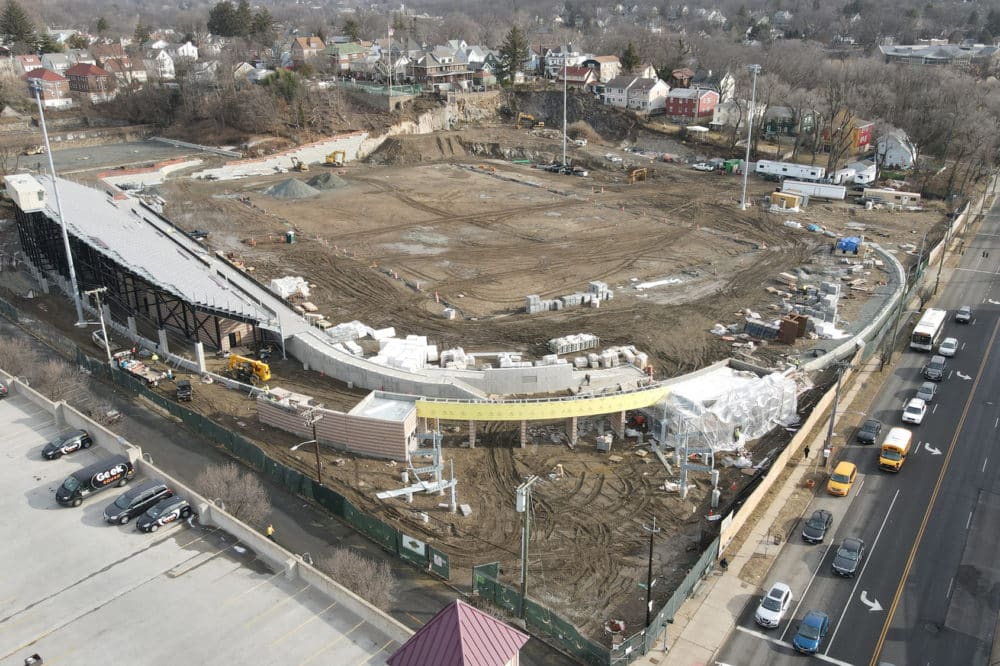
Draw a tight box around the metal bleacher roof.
[35,175,309,335]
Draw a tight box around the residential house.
[878,43,999,67]
[13,55,42,76]
[41,53,71,74]
[664,87,719,121]
[387,600,529,666]
[556,66,598,89]
[291,36,325,66]
[543,44,586,78]
[190,61,218,84]
[823,110,874,154]
[232,62,256,82]
[90,43,128,64]
[762,105,817,137]
[876,129,917,168]
[627,77,670,112]
[144,50,175,81]
[635,63,658,79]
[670,67,696,88]
[691,69,736,103]
[326,42,368,72]
[65,49,96,66]
[711,99,766,129]
[174,41,199,60]
[581,55,621,82]
[103,57,147,89]
[64,63,116,103]
[410,47,473,91]
[603,75,639,107]
[24,68,72,108]
[47,28,78,44]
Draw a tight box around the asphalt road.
[0,319,576,666]
[716,202,1000,666]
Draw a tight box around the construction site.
[0,93,948,649]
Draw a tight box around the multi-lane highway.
[716,202,1000,666]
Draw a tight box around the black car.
[802,509,834,544]
[955,306,972,324]
[104,479,173,525]
[856,419,882,445]
[832,537,866,577]
[922,355,947,381]
[187,229,210,241]
[136,496,194,532]
[42,429,93,460]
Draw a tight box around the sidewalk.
[633,356,882,665]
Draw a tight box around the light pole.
[31,80,84,324]
[823,363,850,467]
[84,287,113,365]
[643,516,661,628]
[562,53,568,167]
[740,64,761,211]
[516,474,540,618]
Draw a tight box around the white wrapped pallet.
[426,345,439,363]
[635,352,648,369]
[574,357,588,368]
[371,327,396,340]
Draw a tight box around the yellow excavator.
[516,112,541,129]
[325,150,345,167]
[291,156,309,172]
[227,354,272,385]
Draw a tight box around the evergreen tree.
[1,0,35,46]
[133,21,150,45]
[36,32,62,53]
[498,25,528,82]
[66,33,89,49]
[233,0,252,37]
[343,18,360,42]
[96,17,108,34]
[208,1,236,36]
[250,8,274,39]
[621,42,640,73]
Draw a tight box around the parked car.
[802,509,834,544]
[572,166,588,177]
[755,582,793,628]
[136,496,194,532]
[691,162,714,172]
[103,479,173,525]
[793,610,830,654]
[938,337,958,357]
[827,461,858,496]
[42,429,93,460]
[915,382,937,403]
[832,537,866,577]
[55,455,134,507]
[856,418,882,444]
[922,355,947,381]
[187,229,210,241]
[955,306,972,323]
[901,398,927,425]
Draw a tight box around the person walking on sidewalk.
[266,524,275,541]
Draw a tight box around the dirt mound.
[365,134,469,166]
[507,90,638,141]
[263,178,320,199]
[307,172,348,190]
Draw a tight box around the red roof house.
[387,600,529,666]
[24,68,72,108]
[64,63,116,104]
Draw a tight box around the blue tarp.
[837,236,861,252]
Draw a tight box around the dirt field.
[0,114,951,645]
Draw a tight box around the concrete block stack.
[371,334,433,372]
[548,333,600,355]
[440,347,469,370]
[498,353,533,369]
[526,282,614,314]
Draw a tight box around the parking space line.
[779,542,834,641]
[825,489,900,654]
[983,457,989,472]
[270,601,338,646]
[966,511,973,529]
[736,626,855,665]
[223,570,284,605]
[297,620,364,665]
[361,639,396,664]
[242,584,310,629]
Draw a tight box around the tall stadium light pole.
[562,54,568,167]
[740,64,761,211]
[32,80,84,324]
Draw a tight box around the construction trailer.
[862,188,921,206]
[755,159,826,182]
[770,191,802,210]
[782,180,846,200]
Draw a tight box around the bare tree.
[195,462,271,526]
[0,336,35,377]
[320,548,394,610]
[32,359,87,402]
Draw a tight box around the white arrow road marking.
[924,442,943,455]
[956,371,972,380]
[860,590,883,612]
[989,299,1000,305]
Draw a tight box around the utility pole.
[643,517,661,627]
[84,287,112,365]
[740,64,761,211]
[562,54,568,167]
[823,363,848,467]
[934,196,960,294]
[516,475,540,618]
[32,80,84,324]
[303,404,325,484]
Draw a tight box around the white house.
[145,50,175,80]
[876,129,917,169]
[627,77,670,112]
[41,53,71,74]
[173,41,199,61]
[581,55,622,82]
[544,44,586,77]
[603,75,638,107]
[711,98,766,128]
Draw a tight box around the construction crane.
[290,156,309,172]
[226,354,272,385]
[325,150,345,167]
[515,112,536,129]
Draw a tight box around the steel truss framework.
[14,207,263,350]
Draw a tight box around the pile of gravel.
[307,172,348,190]
[263,178,320,199]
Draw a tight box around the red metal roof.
[387,600,529,666]
[25,68,66,81]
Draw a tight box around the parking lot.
[0,392,400,666]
